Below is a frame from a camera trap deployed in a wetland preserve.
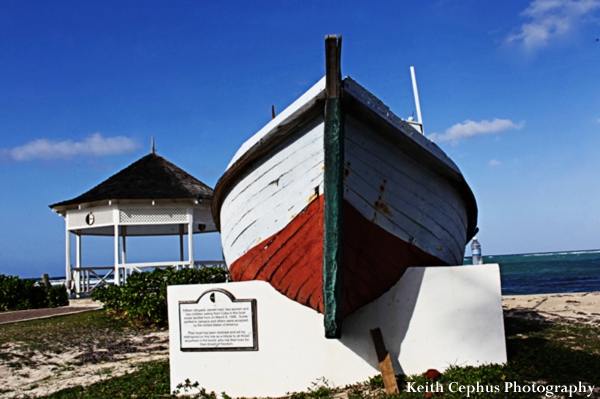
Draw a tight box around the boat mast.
[410,66,424,134]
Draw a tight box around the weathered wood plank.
[224,118,324,208]
[344,135,466,238]
[325,35,342,98]
[343,141,466,265]
[343,77,460,176]
[220,119,325,263]
[342,81,477,241]
[344,116,469,264]
[345,184,461,265]
[212,86,326,230]
[344,167,465,254]
[342,158,465,265]
[345,115,468,230]
[223,134,323,222]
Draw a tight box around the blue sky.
[1,0,599,278]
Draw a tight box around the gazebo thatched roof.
[50,153,213,209]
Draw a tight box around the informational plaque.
[179,288,258,351]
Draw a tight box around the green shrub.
[92,266,229,327]
[47,284,69,307]
[0,274,68,311]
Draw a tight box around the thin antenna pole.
[151,136,155,154]
[410,66,423,133]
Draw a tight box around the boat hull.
[213,77,477,321]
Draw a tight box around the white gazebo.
[49,150,225,295]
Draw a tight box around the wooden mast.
[323,34,344,339]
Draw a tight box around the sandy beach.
[0,331,168,398]
[0,292,598,398]
[502,291,600,324]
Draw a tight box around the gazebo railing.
[70,266,115,296]
[193,260,228,271]
[70,260,227,295]
[120,260,226,275]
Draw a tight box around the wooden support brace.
[370,327,400,395]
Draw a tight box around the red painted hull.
[228,195,445,317]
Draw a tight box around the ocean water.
[464,249,600,295]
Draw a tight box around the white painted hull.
[344,114,468,265]
[220,116,326,266]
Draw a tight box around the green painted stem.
[323,97,344,339]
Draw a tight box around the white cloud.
[428,119,525,144]
[506,0,600,49]
[3,133,140,161]
[489,159,502,167]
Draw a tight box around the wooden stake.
[41,274,51,290]
[370,328,399,394]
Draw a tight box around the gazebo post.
[65,227,72,296]
[179,224,184,268]
[187,208,194,268]
[121,226,127,264]
[114,223,120,286]
[76,232,82,296]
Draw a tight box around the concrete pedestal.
[168,264,506,397]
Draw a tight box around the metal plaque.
[179,288,258,351]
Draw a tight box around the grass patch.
[505,317,600,388]
[0,310,136,353]
[6,313,600,398]
[27,360,172,399]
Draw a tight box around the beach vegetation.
[91,266,229,327]
[505,317,600,389]
[0,274,68,312]
[288,377,336,399]
[46,284,70,308]
[31,360,172,398]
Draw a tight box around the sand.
[0,330,168,398]
[502,291,600,324]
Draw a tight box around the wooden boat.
[211,36,478,338]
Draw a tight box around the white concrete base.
[168,264,506,397]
